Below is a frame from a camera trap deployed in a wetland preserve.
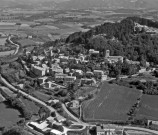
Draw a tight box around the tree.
[2,126,26,135]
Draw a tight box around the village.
[9,40,153,135]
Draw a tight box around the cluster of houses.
[28,116,67,135]
[25,49,123,90]
[24,46,150,91]
[96,125,124,135]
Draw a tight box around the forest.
[66,17,158,64]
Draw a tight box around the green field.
[83,82,141,121]
[21,97,39,115]
[0,102,21,128]
[136,95,158,121]
[33,91,50,102]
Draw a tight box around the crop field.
[83,82,141,121]
[0,102,21,128]
[17,39,37,47]
[136,95,158,121]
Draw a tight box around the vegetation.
[66,17,158,65]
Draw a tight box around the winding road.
[8,36,20,55]
[1,74,158,134]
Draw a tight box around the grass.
[136,95,158,121]
[17,39,37,47]
[21,97,39,115]
[83,82,141,121]
[75,86,97,98]
[33,91,50,102]
[0,102,21,128]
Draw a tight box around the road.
[62,103,89,126]
[0,74,65,122]
[1,74,158,134]
[8,36,20,55]
[124,126,158,134]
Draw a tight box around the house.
[50,68,63,74]
[75,69,83,75]
[80,78,96,86]
[55,74,67,82]
[70,100,80,108]
[102,75,107,81]
[45,81,56,89]
[97,126,124,135]
[94,70,104,76]
[64,76,76,84]
[105,50,123,63]
[97,126,105,135]
[89,49,99,54]
[139,67,146,73]
[38,77,48,85]
[50,129,63,135]
[28,121,49,132]
[31,65,46,76]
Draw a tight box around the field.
[136,95,158,121]
[33,91,50,102]
[17,39,37,47]
[0,38,7,46]
[83,82,141,121]
[21,97,39,115]
[0,102,21,128]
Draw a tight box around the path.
[8,36,20,55]
[0,74,64,121]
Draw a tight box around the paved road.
[62,103,89,126]
[8,36,19,55]
[0,74,64,121]
[124,126,158,134]
[1,74,158,134]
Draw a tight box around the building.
[64,76,76,84]
[45,81,56,89]
[70,100,80,108]
[105,50,123,63]
[80,78,96,86]
[94,70,104,76]
[89,49,99,54]
[97,126,105,135]
[102,75,107,81]
[50,129,63,135]
[31,65,46,76]
[55,74,67,82]
[97,125,124,135]
[28,121,49,132]
[38,77,48,85]
[50,68,63,74]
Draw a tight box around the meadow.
[83,82,141,122]
[136,95,158,121]
[0,102,21,128]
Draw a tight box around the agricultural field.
[0,38,7,46]
[136,95,158,121]
[17,39,37,47]
[0,102,21,128]
[83,82,141,121]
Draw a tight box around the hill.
[58,0,158,10]
[66,17,158,65]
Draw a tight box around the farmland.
[136,95,158,121]
[83,82,141,122]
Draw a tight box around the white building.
[105,50,123,63]
[31,65,46,76]
[89,49,99,54]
